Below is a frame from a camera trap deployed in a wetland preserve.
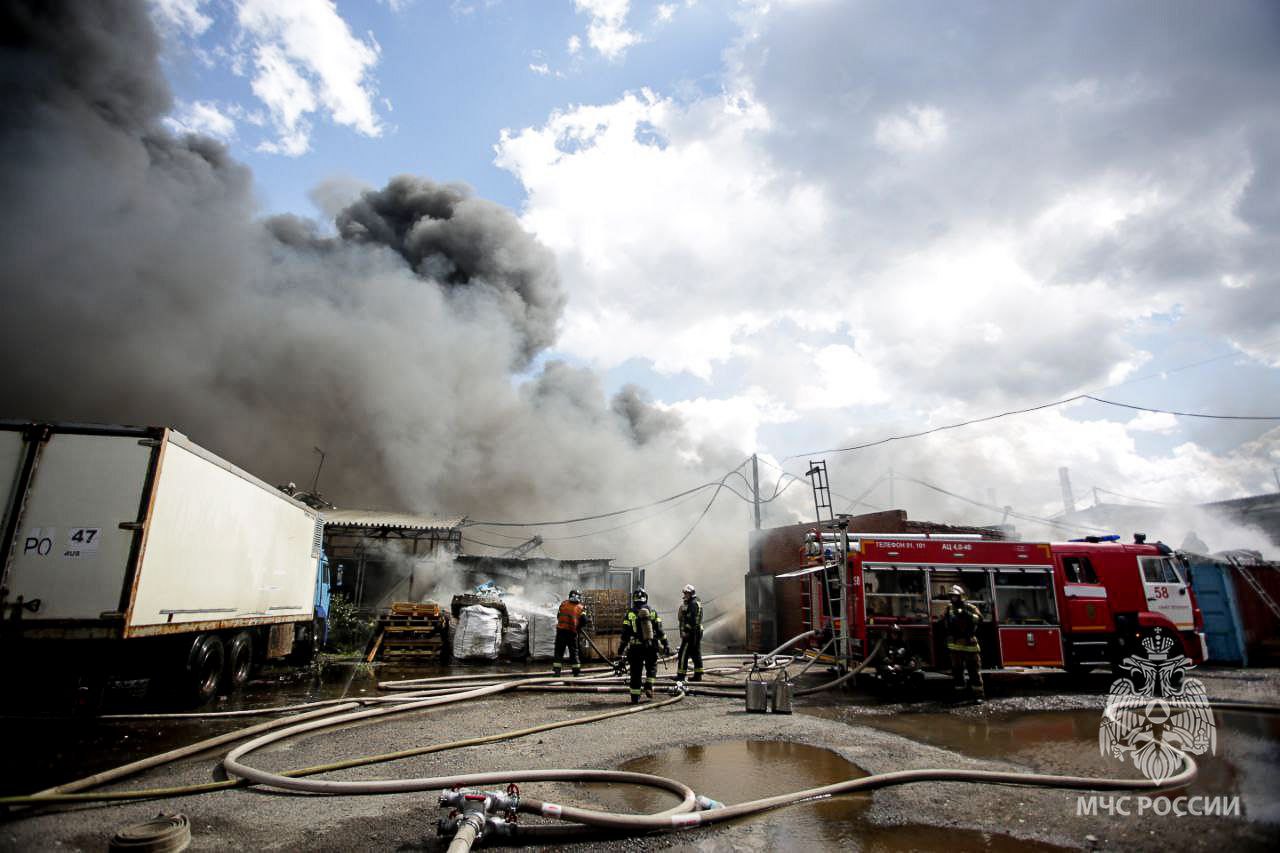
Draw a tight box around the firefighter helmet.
[568,589,582,603]
[950,584,965,597]
[682,584,695,597]
[632,587,648,606]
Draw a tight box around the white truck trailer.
[0,422,330,706]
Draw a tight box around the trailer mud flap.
[268,623,294,658]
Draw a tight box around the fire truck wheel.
[225,631,255,691]
[185,634,225,707]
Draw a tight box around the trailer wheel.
[185,634,225,706]
[225,631,255,691]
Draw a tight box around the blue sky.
[148,0,1280,530]
[160,1,738,214]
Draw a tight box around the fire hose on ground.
[6,628,1279,853]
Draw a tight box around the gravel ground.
[1,666,1277,852]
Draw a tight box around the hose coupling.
[438,788,519,814]
[695,794,725,811]
[437,788,521,843]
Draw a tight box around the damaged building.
[322,510,635,612]
[323,510,464,610]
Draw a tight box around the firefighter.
[943,584,984,701]
[617,587,671,704]
[553,589,586,677]
[875,623,923,690]
[676,583,704,682]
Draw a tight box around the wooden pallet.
[370,600,450,661]
[391,601,442,618]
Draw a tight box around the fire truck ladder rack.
[1236,564,1280,621]
[806,460,850,669]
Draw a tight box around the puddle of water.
[583,739,1067,852]
[821,708,1280,827]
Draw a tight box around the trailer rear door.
[2,432,153,621]
[126,435,319,635]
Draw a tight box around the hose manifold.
[436,788,520,845]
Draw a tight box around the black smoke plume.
[0,0,724,526]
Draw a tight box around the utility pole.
[751,454,762,530]
[888,466,894,507]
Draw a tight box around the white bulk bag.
[453,604,502,660]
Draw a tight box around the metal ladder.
[1235,563,1280,621]
[806,460,848,664]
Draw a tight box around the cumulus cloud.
[573,0,639,61]
[148,0,386,156]
[497,0,1280,547]
[497,88,830,378]
[148,0,211,37]
[237,0,383,156]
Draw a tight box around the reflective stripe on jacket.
[944,602,982,653]
[620,607,665,646]
[678,598,702,634]
[557,600,584,632]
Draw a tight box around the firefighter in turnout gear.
[676,584,704,682]
[553,589,587,677]
[943,584,984,700]
[617,588,671,703]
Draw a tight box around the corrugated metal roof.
[455,554,615,565]
[323,509,464,531]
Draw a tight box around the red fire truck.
[792,532,1207,675]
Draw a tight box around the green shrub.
[326,593,374,653]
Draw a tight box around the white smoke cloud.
[495,0,1279,558]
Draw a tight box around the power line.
[459,534,516,551]
[786,396,1083,459]
[786,394,1280,459]
[1092,486,1186,507]
[634,481,726,568]
[755,455,887,513]
[537,490,713,541]
[618,465,760,569]
[469,488,711,544]
[890,473,1112,534]
[462,457,752,527]
[1082,395,1280,421]
[463,465,771,554]
[1100,336,1280,392]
